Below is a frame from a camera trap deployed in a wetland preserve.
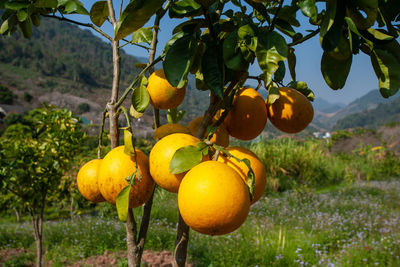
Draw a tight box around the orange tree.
[1,0,399,266]
[0,106,84,267]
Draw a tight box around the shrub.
[23,92,33,102]
[77,103,90,114]
[0,85,14,104]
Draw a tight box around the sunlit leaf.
[131,75,149,113]
[116,185,131,222]
[114,0,164,41]
[370,40,400,97]
[170,145,203,174]
[256,29,288,86]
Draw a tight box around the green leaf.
[196,141,209,156]
[276,6,300,27]
[60,0,89,15]
[5,2,29,10]
[170,145,203,174]
[163,33,199,88]
[132,27,153,44]
[116,185,131,222]
[267,85,280,105]
[123,128,136,156]
[321,51,352,90]
[169,0,202,18]
[172,19,206,35]
[17,10,28,22]
[0,19,9,34]
[30,13,40,27]
[370,40,400,98]
[241,158,255,201]
[274,61,285,82]
[223,30,249,71]
[114,0,164,41]
[131,76,149,113]
[275,18,298,38]
[288,48,296,81]
[129,105,143,119]
[164,32,185,54]
[321,0,346,52]
[289,81,315,101]
[297,0,317,21]
[366,28,395,41]
[18,19,32,38]
[256,30,288,86]
[90,1,109,27]
[320,0,337,37]
[35,0,58,8]
[202,41,224,98]
[167,108,186,123]
[345,17,362,36]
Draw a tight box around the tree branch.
[288,28,320,47]
[115,55,164,108]
[42,14,113,42]
[97,109,107,159]
[269,0,284,31]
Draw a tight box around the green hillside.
[333,95,400,129]
[0,18,143,89]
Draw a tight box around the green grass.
[2,181,400,266]
[1,138,400,266]
[251,138,400,191]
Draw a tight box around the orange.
[224,88,268,140]
[149,133,202,193]
[267,87,314,133]
[153,123,192,140]
[98,146,155,208]
[147,69,186,109]
[217,146,266,204]
[187,116,229,147]
[77,159,105,203]
[178,161,250,236]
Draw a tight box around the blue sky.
[73,0,381,105]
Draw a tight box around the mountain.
[313,90,399,129]
[312,98,345,113]
[333,95,400,130]
[0,18,209,128]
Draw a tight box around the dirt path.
[0,249,194,267]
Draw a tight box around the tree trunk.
[126,209,140,267]
[173,213,190,267]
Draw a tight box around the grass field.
[1,180,400,266]
[1,138,400,266]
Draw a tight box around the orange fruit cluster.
[76,146,155,208]
[149,132,267,235]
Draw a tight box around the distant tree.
[0,84,14,104]
[0,106,84,267]
[77,103,90,114]
[23,92,33,102]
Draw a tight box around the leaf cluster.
[0,106,84,211]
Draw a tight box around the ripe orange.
[97,146,155,208]
[217,146,266,204]
[224,88,268,140]
[147,69,186,109]
[178,161,250,236]
[267,87,314,133]
[153,123,192,140]
[149,133,202,193]
[187,116,229,147]
[77,159,105,203]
